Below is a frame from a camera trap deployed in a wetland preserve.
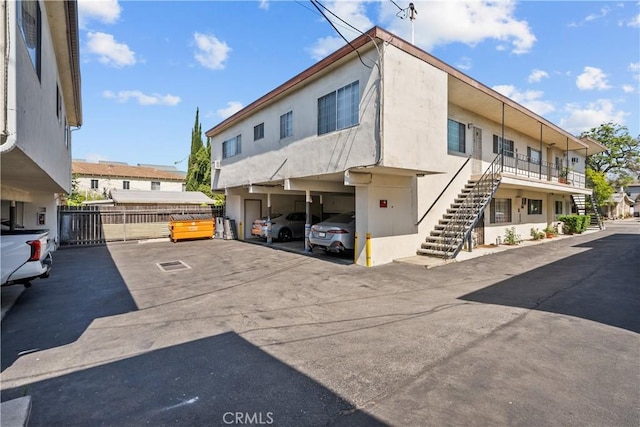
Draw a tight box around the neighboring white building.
[205,27,606,266]
[72,161,186,196]
[1,0,82,244]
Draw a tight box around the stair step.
[421,243,458,252]
[416,248,455,258]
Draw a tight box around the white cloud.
[585,6,610,22]
[258,0,269,10]
[193,33,231,70]
[86,32,136,67]
[492,85,555,116]
[628,13,640,27]
[103,90,181,106]
[78,0,121,28]
[380,0,536,54]
[217,101,243,119]
[307,0,374,60]
[455,57,472,71]
[560,99,628,134]
[307,36,348,61]
[528,69,549,83]
[622,84,635,93]
[629,62,640,72]
[576,66,611,90]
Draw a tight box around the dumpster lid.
[170,214,214,221]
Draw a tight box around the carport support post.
[305,190,312,252]
[266,193,272,245]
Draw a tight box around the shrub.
[504,227,521,245]
[543,225,557,236]
[530,228,545,240]
[558,214,589,234]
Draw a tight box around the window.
[123,181,130,190]
[555,200,563,215]
[527,147,541,165]
[151,181,161,191]
[447,119,466,154]
[280,111,293,139]
[555,156,562,171]
[254,123,264,141]
[528,199,543,215]
[223,135,242,158]
[493,135,514,157]
[90,179,99,189]
[317,81,359,135]
[17,0,41,79]
[490,198,512,224]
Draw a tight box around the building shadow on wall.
[1,246,138,371]
[459,234,640,333]
[1,333,386,426]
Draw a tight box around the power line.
[309,0,373,69]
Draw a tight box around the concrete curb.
[0,396,32,427]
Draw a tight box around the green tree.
[585,169,614,207]
[582,122,640,178]
[64,174,105,206]
[188,107,203,171]
[185,109,224,206]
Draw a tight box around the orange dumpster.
[169,214,214,243]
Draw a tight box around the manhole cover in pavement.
[157,260,191,272]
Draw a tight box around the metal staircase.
[571,191,605,230]
[418,154,502,259]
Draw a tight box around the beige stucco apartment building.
[205,27,605,266]
[1,0,82,244]
[72,161,186,197]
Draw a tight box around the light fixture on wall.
[467,123,474,129]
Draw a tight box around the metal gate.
[58,205,224,246]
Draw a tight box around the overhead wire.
[309,0,374,69]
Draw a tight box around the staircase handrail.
[590,189,605,230]
[438,154,502,259]
[416,156,471,226]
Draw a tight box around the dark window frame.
[280,111,293,139]
[222,134,242,159]
[490,198,512,224]
[447,119,466,154]
[17,0,42,80]
[253,123,264,141]
[493,135,515,157]
[528,199,543,215]
[317,81,359,136]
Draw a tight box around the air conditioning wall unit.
[213,160,221,170]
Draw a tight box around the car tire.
[278,228,292,242]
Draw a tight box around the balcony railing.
[500,151,585,188]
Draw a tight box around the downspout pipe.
[1,0,16,153]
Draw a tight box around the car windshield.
[325,212,354,223]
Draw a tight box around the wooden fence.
[58,205,224,246]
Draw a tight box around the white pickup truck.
[1,228,53,287]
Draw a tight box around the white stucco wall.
[211,48,380,190]
[76,177,184,195]
[14,0,72,193]
[381,44,449,172]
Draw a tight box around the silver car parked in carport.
[309,212,355,253]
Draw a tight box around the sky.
[73,0,640,171]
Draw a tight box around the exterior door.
[472,127,483,174]
[244,199,262,239]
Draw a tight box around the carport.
[221,173,355,255]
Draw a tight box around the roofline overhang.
[45,0,82,126]
[205,26,587,150]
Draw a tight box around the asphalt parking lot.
[1,221,639,426]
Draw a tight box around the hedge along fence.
[557,214,591,234]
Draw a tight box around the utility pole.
[409,3,417,44]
